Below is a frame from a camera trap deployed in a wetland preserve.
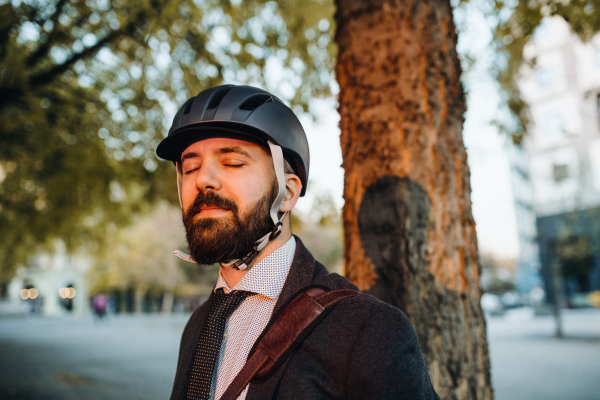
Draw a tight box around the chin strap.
[173,141,288,271]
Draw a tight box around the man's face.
[179,137,278,265]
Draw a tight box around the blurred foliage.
[87,203,218,299]
[488,0,600,143]
[479,252,516,295]
[554,207,600,289]
[0,0,336,280]
[556,235,594,280]
[293,189,343,274]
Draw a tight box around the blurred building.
[2,242,91,316]
[508,145,542,295]
[514,16,600,304]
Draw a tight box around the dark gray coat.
[170,237,440,400]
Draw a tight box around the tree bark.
[335,1,493,399]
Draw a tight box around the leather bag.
[219,287,360,400]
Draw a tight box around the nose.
[195,163,222,193]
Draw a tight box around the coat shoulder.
[312,260,413,330]
[311,260,358,290]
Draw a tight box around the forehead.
[180,137,268,160]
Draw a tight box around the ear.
[279,173,302,213]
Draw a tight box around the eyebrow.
[181,152,198,162]
[216,146,254,159]
[180,146,255,163]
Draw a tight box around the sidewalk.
[487,308,600,400]
[0,309,598,399]
[0,314,187,400]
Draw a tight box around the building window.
[536,67,556,88]
[543,113,564,138]
[553,164,569,183]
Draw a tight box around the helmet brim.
[156,121,275,162]
[156,121,308,196]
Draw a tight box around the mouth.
[196,206,231,218]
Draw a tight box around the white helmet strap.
[173,141,289,271]
[176,165,183,207]
[267,141,287,226]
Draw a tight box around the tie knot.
[211,290,252,318]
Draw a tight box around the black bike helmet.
[156,84,310,196]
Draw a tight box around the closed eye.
[223,159,246,168]
[184,167,200,175]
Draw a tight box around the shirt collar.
[215,236,296,300]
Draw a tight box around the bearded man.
[156,85,439,400]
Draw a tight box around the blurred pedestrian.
[92,294,107,321]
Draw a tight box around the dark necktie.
[186,290,251,400]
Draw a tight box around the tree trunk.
[162,289,175,314]
[335,1,493,399]
[134,286,147,314]
[162,273,176,314]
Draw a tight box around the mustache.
[187,191,238,217]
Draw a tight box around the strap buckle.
[269,221,283,241]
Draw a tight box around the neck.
[220,215,292,288]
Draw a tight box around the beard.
[182,183,278,265]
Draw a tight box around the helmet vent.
[206,86,233,110]
[182,98,194,115]
[239,94,273,111]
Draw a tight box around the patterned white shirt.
[208,236,296,400]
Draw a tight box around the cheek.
[225,171,272,210]
[180,179,197,211]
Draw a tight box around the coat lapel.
[271,235,317,316]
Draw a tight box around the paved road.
[0,314,186,400]
[0,309,599,399]
[487,308,600,400]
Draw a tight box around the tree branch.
[26,0,77,67]
[29,7,153,87]
[29,30,118,86]
[28,0,170,88]
[0,4,18,61]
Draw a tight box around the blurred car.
[481,293,504,316]
[501,291,522,309]
[589,291,600,308]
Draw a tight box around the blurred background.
[0,0,599,399]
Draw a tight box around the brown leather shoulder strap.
[219,288,359,400]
